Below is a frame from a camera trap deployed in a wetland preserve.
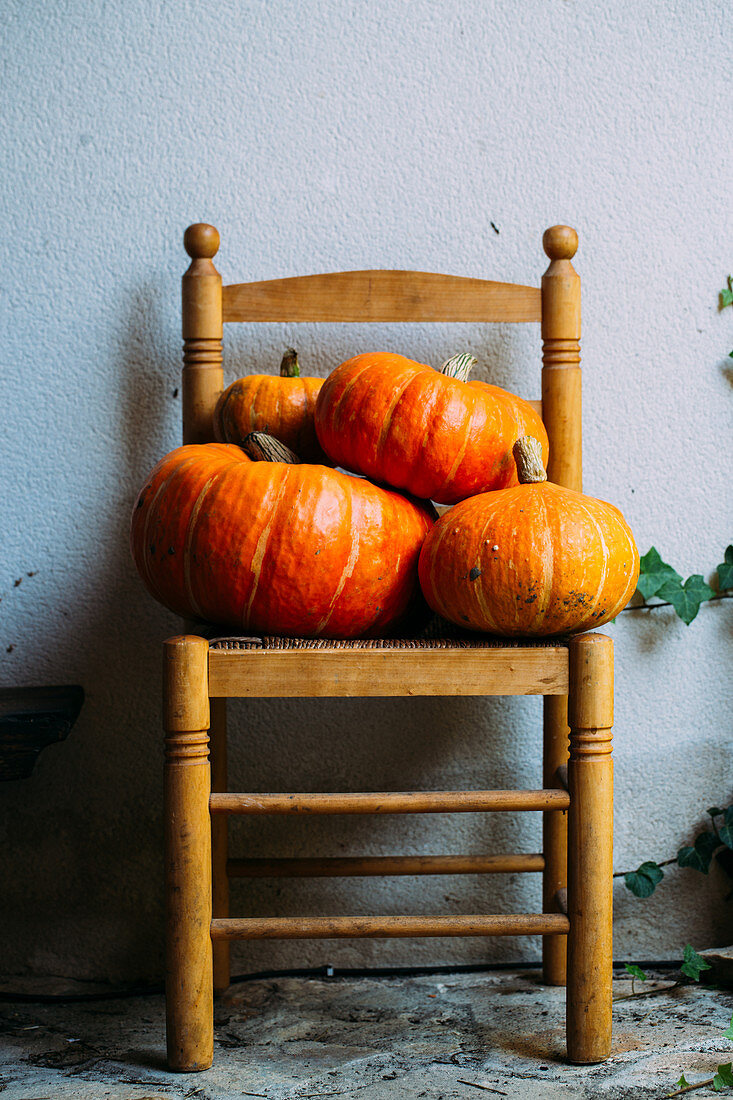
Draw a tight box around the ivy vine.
[616,951,733,1096]
[721,274,733,357]
[618,955,733,1097]
[621,545,733,625]
[615,278,732,1096]
[618,805,733,899]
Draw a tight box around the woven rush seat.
[207,633,570,650]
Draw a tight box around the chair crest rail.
[222,269,541,323]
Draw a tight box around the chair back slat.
[222,269,541,324]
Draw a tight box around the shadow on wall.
[1,289,548,983]
[1,283,181,981]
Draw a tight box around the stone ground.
[1,967,732,1099]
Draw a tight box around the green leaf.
[718,546,733,592]
[636,547,682,601]
[658,574,716,624]
[681,943,712,981]
[717,808,733,851]
[639,860,664,885]
[721,276,733,309]
[678,846,700,870]
[722,1014,733,1041]
[624,861,665,897]
[678,831,720,873]
[713,1062,733,1090]
[675,1074,691,1089]
[709,807,725,818]
[625,963,647,982]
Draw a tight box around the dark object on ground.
[700,945,733,987]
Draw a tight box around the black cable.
[0,959,686,1005]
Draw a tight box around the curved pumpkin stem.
[279,348,300,378]
[241,432,300,464]
[439,353,477,382]
[513,436,547,484]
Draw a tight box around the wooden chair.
[163,223,614,1071]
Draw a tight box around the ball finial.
[543,225,578,261]
[184,223,220,260]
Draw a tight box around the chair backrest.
[180,224,581,491]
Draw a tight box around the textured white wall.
[1,0,731,982]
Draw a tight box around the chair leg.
[542,694,569,985]
[566,633,614,1064]
[164,636,214,1072]
[210,697,231,992]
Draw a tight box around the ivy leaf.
[675,1074,691,1089]
[709,807,725,818]
[625,963,647,982]
[625,861,665,897]
[636,547,682,601]
[681,943,712,981]
[718,546,733,592]
[658,574,716,624]
[719,807,733,850]
[678,831,721,873]
[713,1062,733,1090]
[723,1014,733,1041]
[721,276,733,309]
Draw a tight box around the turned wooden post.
[182,223,223,444]
[540,224,581,985]
[540,225,581,491]
[566,633,614,1064]
[181,224,230,990]
[164,636,213,1072]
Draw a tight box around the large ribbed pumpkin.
[314,352,548,505]
[130,437,433,638]
[419,437,639,636]
[214,349,327,462]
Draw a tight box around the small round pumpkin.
[130,434,434,638]
[214,349,327,462]
[314,351,548,504]
[418,437,639,636]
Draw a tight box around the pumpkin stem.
[439,353,478,382]
[241,432,300,464]
[513,436,547,484]
[279,348,300,378]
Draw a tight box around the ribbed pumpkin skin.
[214,375,326,462]
[419,482,639,636]
[314,353,548,505]
[130,443,433,638]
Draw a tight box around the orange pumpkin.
[130,434,434,638]
[214,349,327,462]
[418,437,639,636]
[314,352,548,504]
